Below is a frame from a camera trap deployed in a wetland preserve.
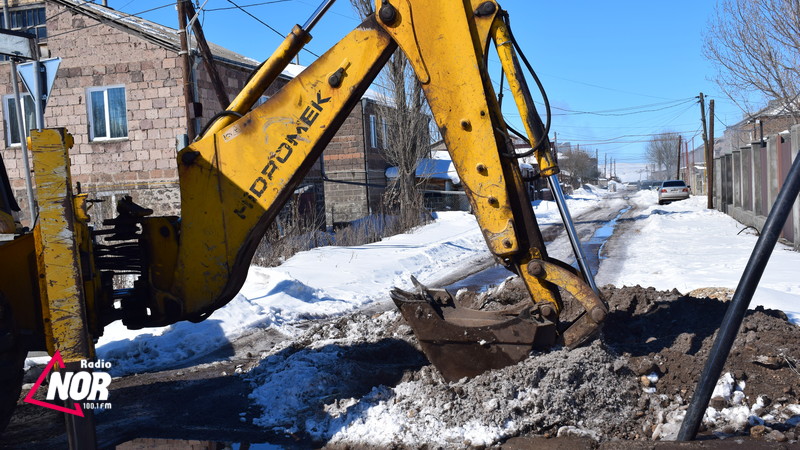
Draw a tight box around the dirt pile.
[245,283,800,447]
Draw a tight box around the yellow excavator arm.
[95,0,606,379]
[3,0,606,384]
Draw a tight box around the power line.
[225,0,319,57]
[206,1,290,12]
[550,97,696,117]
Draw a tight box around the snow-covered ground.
[596,189,800,325]
[89,186,800,375]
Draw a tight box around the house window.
[87,86,128,141]
[369,114,377,148]
[3,94,35,146]
[0,7,47,43]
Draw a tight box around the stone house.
[719,99,798,156]
[0,0,390,229]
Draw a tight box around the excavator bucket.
[391,277,557,382]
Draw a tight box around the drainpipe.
[3,0,37,224]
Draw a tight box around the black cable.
[226,0,320,58]
[497,67,505,109]
[500,11,551,159]
[506,124,536,158]
[206,1,290,12]
[196,110,244,139]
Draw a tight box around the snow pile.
[596,192,800,324]
[92,189,800,379]
[701,372,800,438]
[244,311,637,447]
[96,211,487,375]
[93,189,604,376]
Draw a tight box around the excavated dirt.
[2,284,800,449]
[254,282,800,447]
[233,281,800,448]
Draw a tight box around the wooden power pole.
[699,93,711,208]
[177,0,196,140]
[183,1,230,109]
[708,99,715,209]
[676,135,682,179]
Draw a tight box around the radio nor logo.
[24,351,113,417]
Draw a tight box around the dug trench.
[4,282,799,449]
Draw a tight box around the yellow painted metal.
[165,17,397,318]
[491,17,558,177]
[29,128,94,362]
[0,211,14,233]
[377,0,519,257]
[201,25,311,139]
[471,0,499,53]
[0,233,44,348]
[375,0,561,311]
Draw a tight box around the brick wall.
[0,2,188,224]
[321,99,390,226]
[0,1,383,230]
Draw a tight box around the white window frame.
[87,85,128,141]
[369,114,377,148]
[3,93,34,146]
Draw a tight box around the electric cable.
[206,1,290,11]
[226,0,320,58]
[196,110,243,140]
[499,11,551,159]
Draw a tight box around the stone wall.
[715,125,799,249]
[322,99,389,227]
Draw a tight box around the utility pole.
[183,1,229,109]
[676,135,682,180]
[177,0,196,140]
[699,93,711,208]
[604,154,607,179]
[708,99,715,209]
[595,149,599,184]
[684,140,690,183]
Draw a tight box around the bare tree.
[704,0,800,119]
[557,144,599,187]
[645,132,681,180]
[350,0,431,228]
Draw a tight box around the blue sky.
[113,0,759,178]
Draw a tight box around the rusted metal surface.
[391,278,556,382]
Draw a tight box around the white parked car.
[657,180,690,205]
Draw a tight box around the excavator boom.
[0,2,607,438]
[118,0,605,377]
